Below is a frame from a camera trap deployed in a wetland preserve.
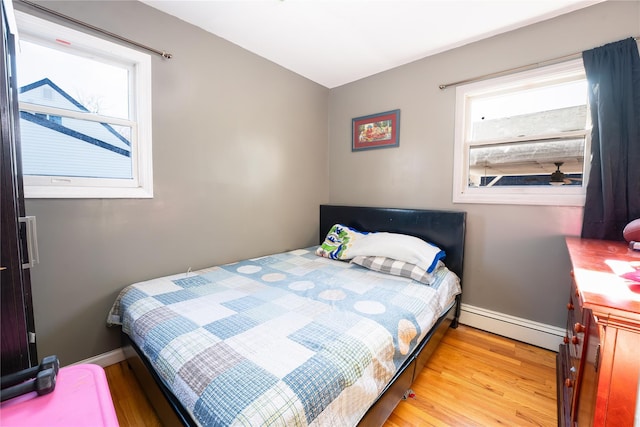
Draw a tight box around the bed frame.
[122,205,466,426]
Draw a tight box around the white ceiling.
[141,0,603,88]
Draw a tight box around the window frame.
[15,11,153,199]
[452,59,590,206]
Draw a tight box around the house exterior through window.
[452,59,590,206]
[15,11,152,198]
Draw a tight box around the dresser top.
[565,236,640,324]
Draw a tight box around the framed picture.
[352,109,400,151]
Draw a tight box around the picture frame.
[352,109,400,151]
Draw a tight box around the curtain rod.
[16,0,172,59]
[438,35,640,90]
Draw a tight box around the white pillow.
[343,232,445,273]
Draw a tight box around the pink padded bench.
[0,364,119,426]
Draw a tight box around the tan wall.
[328,0,639,327]
[18,0,329,365]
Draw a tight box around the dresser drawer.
[560,277,595,424]
[565,280,587,383]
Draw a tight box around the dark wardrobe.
[1,0,38,375]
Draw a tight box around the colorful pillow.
[343,232,445,273]
[316,224,368,260]
[351,256,443,285]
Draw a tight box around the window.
[452,59,590,206]
[15,11,152,198]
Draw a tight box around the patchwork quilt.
[108,247,460,426]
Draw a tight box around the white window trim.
[16,11,153,199]
[452,59,590,207]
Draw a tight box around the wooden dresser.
[558,237,640,426]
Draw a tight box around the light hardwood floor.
[105,325,557,426]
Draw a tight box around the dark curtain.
[581,37,640,240]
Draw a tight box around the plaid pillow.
[351,256,442,285]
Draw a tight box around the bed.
[108,205,466,426]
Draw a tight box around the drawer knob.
[574,323,586,334]
[565,378,573,388]
[567,302,574,311]
[572,336,580,345]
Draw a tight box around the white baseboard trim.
[70,348,126,368]
[459,303,564,351]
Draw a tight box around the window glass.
[468,138,585,187]
[18,39,129,119]
[19,113,133,179]
[469,80,588,141]
[15,11,152,199]
[452,59,590,206]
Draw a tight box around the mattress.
[107,246,460,426]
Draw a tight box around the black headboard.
[319,205,466,281]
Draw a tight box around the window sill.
[452,191,585,207]
[24,186,153,199]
